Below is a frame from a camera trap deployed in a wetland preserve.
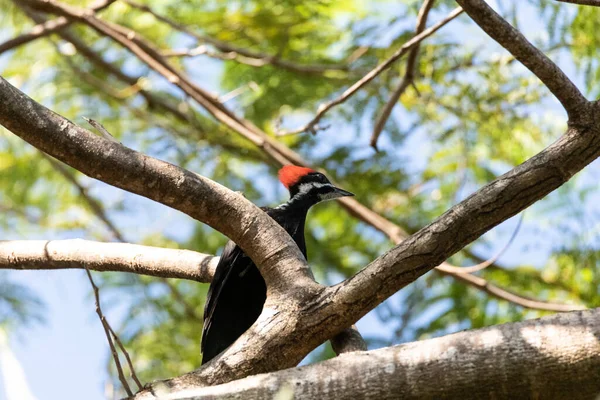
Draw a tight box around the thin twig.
[83,117,121,143]
[440,212,525,274]
[436,263,585,312]
[103,319,143,390]
[17,6,201,130]
[122,0,351,76]
[277,6,464,136]
[83,267,135,396]
[370,0,436,151]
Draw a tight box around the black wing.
[201,238,266,364]
[200,206,307,364]
[201,240,240,351]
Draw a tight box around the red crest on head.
[278,165,315,189]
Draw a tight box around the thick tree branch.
[0,0,114,55]
[140,308,600,400]
[327,106,599,327]
[456,0,588,118]
[0,76,314,294]
[0,239,218,282]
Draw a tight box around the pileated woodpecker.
[201,165,354,364]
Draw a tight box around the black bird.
[201,165,354,364]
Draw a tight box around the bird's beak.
[332,187,354,198]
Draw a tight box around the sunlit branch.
[0,239,218,281]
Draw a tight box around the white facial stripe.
[297,182,331,195]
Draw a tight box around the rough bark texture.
[0,239,217,282]
[0,76,314,294]
[140,308,600,400]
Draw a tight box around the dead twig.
[440,212,525,274]
[277,7,464,137]
[84,267,139,395]
[370,0,436,150]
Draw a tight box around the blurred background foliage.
[1,0,599,393]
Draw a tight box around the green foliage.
[0,0,598,388]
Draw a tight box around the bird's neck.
[282,191,318,213]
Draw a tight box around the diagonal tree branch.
[455,0,588,118]
[370,0,435,150]
[0,0,115,55]
[323,109,599,331]
[0,76,313,293]
[0,239,218,282]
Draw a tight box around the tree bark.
[138,308,600,400]
[0,239,217,281]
